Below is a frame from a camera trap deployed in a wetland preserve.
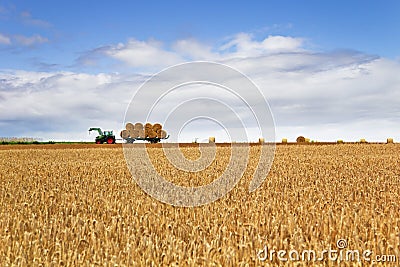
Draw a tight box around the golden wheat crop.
[0,144,399,266]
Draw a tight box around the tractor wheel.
[95,140,102,144]
[107,137,115,144]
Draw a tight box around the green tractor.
[89,128,116,144]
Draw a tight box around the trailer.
[121,122,169,143]
[123,135,169,144]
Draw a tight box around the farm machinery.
[121,122,169,144]
[123,135,169,144]
[88,128,116,144]
[88,123,169,144]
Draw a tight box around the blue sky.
[0,1,399,141]
[1,1,399,71]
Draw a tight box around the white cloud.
[172,39,217,60]
[0,33,11,45]
[105,38,183,68]
[13,34,48,46]
[0,33,49,46]
[0,71,139,141]
[84,34,305,70]
[219,33,304,58]
[261,35,304,51]
[1,33,400,142]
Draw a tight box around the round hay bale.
[259,138,265,144]
[144,123,153,129]
[337,139,344,144]
[387,138,394,144]
[127,129,138,138]
[282,138,288,144]
[144,128,152,137]
[158,130,167,139]
[152,123,162,132]
[138,129,145,138]
[134,122,144,130]
[360,138,367,144]
[209,136,215,143]
[126,122,134,131]
[147,130,157,138]
[120,130,129,139]
[129,129,139,138]
[296,136,306,143]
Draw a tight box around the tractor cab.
[103,130,113,136]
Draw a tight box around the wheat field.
[0,144,399,266]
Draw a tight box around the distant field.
[0,144,399,266]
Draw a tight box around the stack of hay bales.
[144,123,157,138]
[120,129,129,139]
[258,138,265,144]
[296,136,306,143]
[120,122,167,139]
[387,138,394,144]
[282,138,288,144]
[126,123,139,138]
[135,123,145,138]
[152,123,167,138]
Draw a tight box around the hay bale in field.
[147,130,158,138]
[259,138,265,144]
[337,139,344,144]
[138,129,145,138]
[144,127,153,138]
[129,129,139,138]
[282,138,288,144]
[145,125,158,138]
[134,122,144,130]
[120,130,129,139]
[387,138,394,144]
[296,136,306,143]
[305,138,310,143]
[360,138,367,144]
[157,129,167,139]
[209,137,215,143]
[126,122,134,132]
[152,123,162,132]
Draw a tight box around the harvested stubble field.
[0,144,399,266]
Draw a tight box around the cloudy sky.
[0,1,399,142]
